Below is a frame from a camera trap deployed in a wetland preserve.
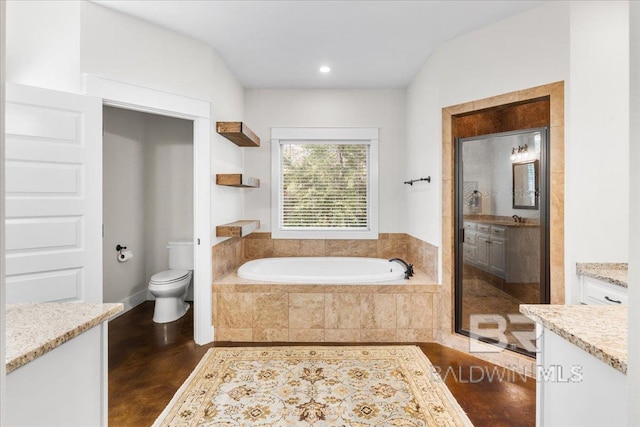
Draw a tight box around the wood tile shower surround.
[211,233,440,343]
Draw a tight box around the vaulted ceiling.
[94,1,544,88]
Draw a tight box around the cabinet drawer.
[463,244,477,260]
[464,230,477,245]
[491,226,507,237]
[464,222,477,231]
[477,224,490,234]
[581,277,627,306]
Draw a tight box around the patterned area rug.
[153,345,473,426]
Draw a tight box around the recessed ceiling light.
[319,66,331,73]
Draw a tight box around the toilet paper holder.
[116,244,127,252]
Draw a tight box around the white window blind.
[280,143,369,230]
[271,127,378,239]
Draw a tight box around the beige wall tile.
[325,294,361,329]
[325,240,352,256]
[360,329,397,342]
[244,238,274,260]
[325,329,361,342]
[397,329,434,343]
[350,240,378,257]
[289,329,325,342]
[473,92,520,111]
[550,126,565,174]
[299,240,326,256]
[325,240,378,257]
[253,293,288,329]
[215,328,252,342]
[377,235,408,260]
[289,293,325,329]
[273,239,301,257]
[361,294,396,329]
[213,238,241,280]
[397,294,433,329]
[215,292,252,328]
[253,328,289,342]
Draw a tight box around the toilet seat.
[150,269,190,285]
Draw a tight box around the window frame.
[271,127,379,239]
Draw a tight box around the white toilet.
[149,241,193,323]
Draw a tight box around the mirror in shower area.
[513,160,539,209]
[455,128,549,356]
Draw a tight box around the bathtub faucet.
[389,258,414,279]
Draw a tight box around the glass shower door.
[455,128,549,356]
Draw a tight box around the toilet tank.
[167,241,194,270]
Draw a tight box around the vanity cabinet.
[579,276,627,306]
[464,221,506,278]
[521,305,627,427]
[464,220,540,282]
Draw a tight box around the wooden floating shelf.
[216,220,260,238]
[216,122,260,147]
[216,174,260,188]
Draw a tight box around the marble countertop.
[520,304,627,374]
[576,262,628,288]
[6,303,123,373]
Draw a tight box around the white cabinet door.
[5,83,103,303]
[489,238,506,278]
[476,234,490,269]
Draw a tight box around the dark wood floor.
[109,302,535,426]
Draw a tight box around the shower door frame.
[454,127,550,356]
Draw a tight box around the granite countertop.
[6,303,123,373]
[464,216,540,228]
[520,304,627,374]
[576,262,628,288]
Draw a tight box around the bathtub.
[237,257,407,284]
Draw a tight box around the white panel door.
[5,83,102,303]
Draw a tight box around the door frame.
[83,74,213,345]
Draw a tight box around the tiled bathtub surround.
[213,233,438,282]
[212,233,439,343]
[213,271,439,343]
[212,237,243,280]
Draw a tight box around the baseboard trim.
[109,289,148,319]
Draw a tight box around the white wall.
[103,107,148,305]
[6,1,245,247]
[6,1,80,93]
[103,107,193,307]
[627,1,640,423]
[79,2,244,245]
[143,113,194,281]
[406,1,570,283]
[566,2,629,279]
[244,89,407,233]
[1,1,7,421]
[406,1,629,300]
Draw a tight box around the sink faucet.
[512,215,522,224]
[389,258,414,279]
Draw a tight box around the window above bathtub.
[271,128,379,239]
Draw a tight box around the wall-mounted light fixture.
[510,144,529,161]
